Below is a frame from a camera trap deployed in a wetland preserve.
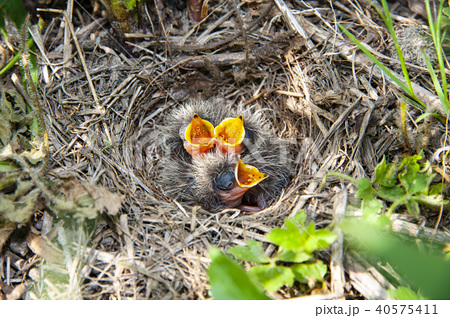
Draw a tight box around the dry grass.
[1,0,449,300]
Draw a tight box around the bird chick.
[159,98,291,212]
[162,98,234,161]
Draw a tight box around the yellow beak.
[216,158,269,208]
[214,115,245,154]
[235,158,269,188]
[183,114,215,156]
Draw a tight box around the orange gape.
[184,114,215,156]
[217,158,269,209]
[214,115,246,154]
[235,158,268,188]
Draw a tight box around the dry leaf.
[27,233,64,263]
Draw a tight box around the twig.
[171,3,274,52]
[330,188,347,297]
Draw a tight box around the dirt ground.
[1,0,449,299]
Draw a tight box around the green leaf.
[423,49,450,116]
[376,185,406,202]
[398,164,427,195]
[291,261,327,284]
[355,178,373,199]
[276,249,312,263]
[342,221,450,299]
[229,240,271,264]
[430,183,444,196]
[0,0,27,29]
[398,154,417,170]
[388,286,427,300]
[415,193,446,207]
[0,161,20,172]
[207,247,271,300]
[266,218,305,250]
[378,0,414,96]
[248,264,294,293]
[443,7,450,17]
[405,198,421,215]
[304,228,338,253]
[361,192,383,217]
[373,156,398,187]
[291,209,307,226]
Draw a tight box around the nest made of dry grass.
[1,0,450,300]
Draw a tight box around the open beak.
[214,115,246,154]
[183,114,215,156]
[235,157,269,188]
[217,158,269,208]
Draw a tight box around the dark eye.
[215,171,235,190]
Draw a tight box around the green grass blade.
[422,49,450,116]
[378,0,415,98]
[0,36,34,78]
[426,0,447,94]
[338,23,413,98]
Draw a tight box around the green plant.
[99,0,142,34]
[0,0,35,79]
[338,0,450,118]
[388,286,427,300]
[423,0,450,117]
[207,246,271,300]
[322,153,446,220]
[207,211,338,299]
[341,219,450,299]
[441,5,450,55]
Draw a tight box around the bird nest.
[1,0,449,300]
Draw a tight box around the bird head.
[213,157,268,208]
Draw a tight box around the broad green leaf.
[443,7,450,17]
[376,185,406,202]
[229,239,271,264]
[301,223,338,253]
[291,210,307,227]
[430,183,444,196]
[355,178,373,199]
[276,249,312,263]
[248,264,294,293]
[388,286,427,300]
[291,261,327,284]
[373,156,398,187]
[398,165,427,195]
[207,247,271,300]
[415,194,446,207]
[266,218,305,250]
[307,229,338,252]
[361,192,383,216]
[399,153,421,171]
[0,0,27,29]
[398,162,435,196]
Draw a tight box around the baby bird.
[162,152,270,212]
[159,98,290,212]
[162,98,271,161]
